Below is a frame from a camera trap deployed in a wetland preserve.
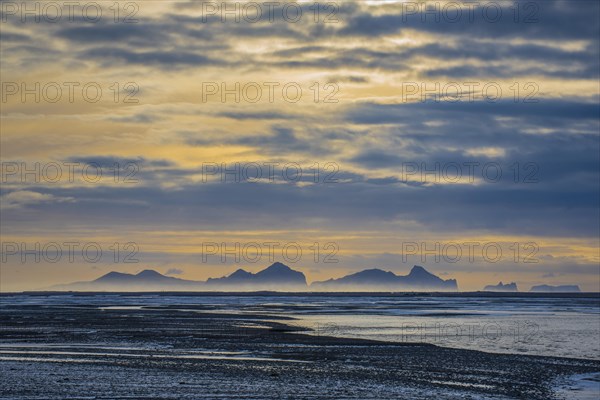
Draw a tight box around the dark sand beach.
[1,294,599,399]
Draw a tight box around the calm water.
[2,293,599,360]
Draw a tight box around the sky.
[1,0,599,292]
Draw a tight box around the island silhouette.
[47,262,582,292]
[50,262,457,292]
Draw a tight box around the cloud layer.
[1,0,599,291]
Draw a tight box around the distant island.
[483,282,518,292]
[48,263,458,292]
[529,284,581,293]
[206,262,307,290]
[480,282,584,293]
[46,264,585,293]
[311,265,458,291]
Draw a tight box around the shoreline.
[1,301,599,399]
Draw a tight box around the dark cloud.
[165,268,184,275]
[235,126,321,155]
[340,0,600,40]
[424,65,600,80]
[2,169,597,238]
[0,31,30,42]
[57,24,168,43]
[108,113,159,124]
[6,0,597,80]
[217,111,297,120]
[347,100,600,124]
[66,156,173,169]
[82,47,220,67]
[346,99,599,190]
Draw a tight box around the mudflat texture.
[1,301,598,399]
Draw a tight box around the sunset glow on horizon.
[1,0,599,292]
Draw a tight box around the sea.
[2,292,598,361]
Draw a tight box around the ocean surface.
[2,293,599,360]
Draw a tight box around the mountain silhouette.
[315,269,397,285]
[51,263,307,291]
[47,263,458,292]
[94,270,188,284]
[311,265,458,291]
[483,282,518,292]
[220,268,253,283]
[207,262,307,288]
[529,284,581,293]
[50,269,201,291]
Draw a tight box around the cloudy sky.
[1,0,599,291]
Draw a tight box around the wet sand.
[1,299,599,399]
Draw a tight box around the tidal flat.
[1,293,599,399]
